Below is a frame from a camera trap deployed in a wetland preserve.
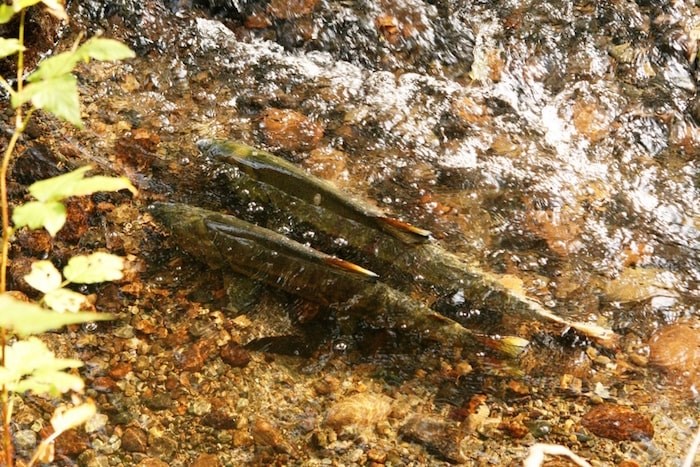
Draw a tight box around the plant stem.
[0,9,28,466]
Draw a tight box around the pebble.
[56,429,90,457]
[180,338,216,371]
[85,413,109,433]
[251,417,293,454]
[77,450,110,467]
[113,324,135,339]
[267,0,318,19]
[220,343,251,368]
[121,427,148,453]
[260,108,324,152]
[191,453,221,467]
[14,429,37,451]
[399,416,467,464]
[581,404,654,441]
[147,431,179,459]
[144,393,174,411]
[136,459,169,467]
[649,321,700,388]
[202,409,238,429]
[324,393,392,432]
[189,399,212,416]
[109,362,131,379]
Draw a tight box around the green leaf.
[14,370,85,396]
[16,0,44,9]
[13,75,82,127]
[44,288,88,313]
[25,260,62,293]
[25,50,81,83]
[12,200,67,236]
[78,37,135,61]
[0,5,15,24]
[27,167,136,202]
[27,166,92,202]
[71,175,138,197]
[0,38,24,59]
[0,337,84,396]
[63,252,124,284]
[0,294,113,336]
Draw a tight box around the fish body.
[198,140,616,347]
[151,202,527,357]
[198,139,432,244]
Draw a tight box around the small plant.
[0,1,135,465]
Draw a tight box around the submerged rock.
[649,321,700,390]
[581,404,654,442]
[399,416,467,464]
[324,393,392,433]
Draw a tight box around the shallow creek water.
[2,0,699,465]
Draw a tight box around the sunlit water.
[62,0,700,463]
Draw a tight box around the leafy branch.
[0,1,136,465]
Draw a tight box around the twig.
[682,423,700,467]
[524,443,593,467]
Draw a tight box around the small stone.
[136,459,169,467]
[202,409,238,429]
[400,416,467,464]
[180,338,216,371]
[147,431,178,459]
[14,429,37,451]
[268,0,317,19]
[581,404,654,441]
[56,429,90,457]
[498,419,529,439]
[649,321,700,389]
[191,453,221,467]
[144,393,174,411]
[92,376,117,392]
[109,362,132,379]
[324,393,392,432]
[189,399,212,416]
[113,324,135,339]
[260,108,324,152]
[85,414,109,433]
[121,427,148,453]
[251,418,292,454]
[367,448,387,463]
[220,343,251,368]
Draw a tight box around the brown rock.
[220,343,251,368]
[581,404,654,441]
[191,453,221,467]
[304,147,348,181]
[91,376,117,393]
[109,361,132,379]
[54,429,89,457]
[136,459,169,467]
[400,416,467,464]
[251,418,293,454]
[122,426,148,453]
[267,0,317,19]
[57,197,94,243]
[202,409,238,429]
[324,393,392,432]
[260,108,323,152]
[180,338,216,371]
[649,321,700,388]
[16,229,52,256]
[498,419,529,439]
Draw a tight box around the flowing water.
[4,0,699,465]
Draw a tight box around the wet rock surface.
[0,0,698,465]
